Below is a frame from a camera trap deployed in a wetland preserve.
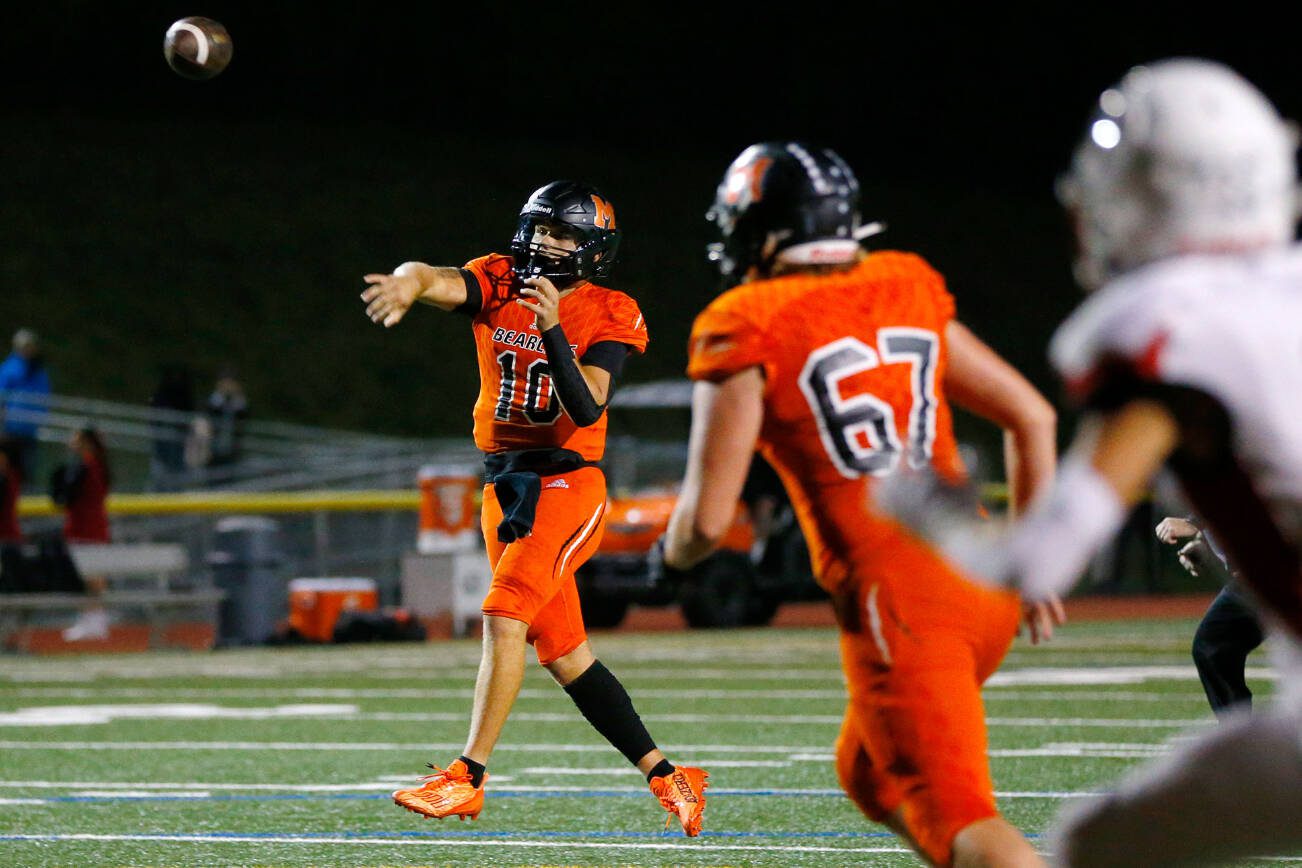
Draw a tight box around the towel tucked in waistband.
[483,449,599,544]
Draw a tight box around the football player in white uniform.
[881,58,1302,866]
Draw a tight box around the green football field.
[0,617,1295,868]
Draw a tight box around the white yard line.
[0,781,405,792]
[6,832,1301,862]
[7,687,859,700]
[79,790,212,798]
[0,703,358,726]
[989,748,1168,758]
[358,711,1203,727]
[0,702,1208,729]
[2,666,1270,697]
[985,717,1204,728]
[360,711,850,724]
[0,780,1109,797]
[985,666,1278,685]
[0,832,914,855]
[981,691,1210,702]
[1,688,1232,703]
[0,739,812,754]
[519,761,795,773]
[0,662,1171,684]
[0,722,1192,753]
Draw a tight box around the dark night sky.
[11,4,1300,185]
[2,2,1297,441]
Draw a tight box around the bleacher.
[0,391,474,654]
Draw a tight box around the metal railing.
[1,390,478,493]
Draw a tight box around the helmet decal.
[707,142,868,288]
[591,194,616,230]
[722,156,772,209]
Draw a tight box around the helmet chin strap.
[853,221,886,241]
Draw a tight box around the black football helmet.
[706,142,869,287]
[510,181,622,287]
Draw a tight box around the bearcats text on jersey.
[492,327,577,355]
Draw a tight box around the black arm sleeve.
[541,325,605,427]
[453,269,483,317]
[579,341,631,378]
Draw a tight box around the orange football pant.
[480,466,607,665]
[832,538,1021,867]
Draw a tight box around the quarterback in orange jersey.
[663,143,1060,867]
[361,181,708,835]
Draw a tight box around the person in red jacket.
[57,427,111,544]
[0,437,22,543]
[55,427,112,641]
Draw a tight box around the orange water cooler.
[288,577,379,642]
[417,465,481,554]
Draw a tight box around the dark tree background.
[2,2,1296,461]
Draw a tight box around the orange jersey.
[465,254,649,460]
[687,251,964,592]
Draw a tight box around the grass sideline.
[0,617,1291,868]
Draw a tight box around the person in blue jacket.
[0,329,52,487]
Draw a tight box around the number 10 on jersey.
[494,350,562,425]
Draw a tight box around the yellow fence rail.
[18,482,1011,519]
[17,490,421,518]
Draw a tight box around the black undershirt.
[454,268,482,316]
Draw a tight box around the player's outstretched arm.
[880,398,1179,604]
[941,321,1064,640]
[943,321,1057,515]
[1007,400,1179,603]
[361,262,470,326]
[664,367,764,571]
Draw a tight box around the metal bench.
[68,543,191,591]
[0,589,226,650]
[0,543,222,652]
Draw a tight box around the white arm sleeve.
[1000,457,1127,601]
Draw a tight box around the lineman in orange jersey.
[362,181,708,835]
[663,143,1061,867]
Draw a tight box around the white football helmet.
[1058,58,1299,289]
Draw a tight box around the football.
[163,17,232,80]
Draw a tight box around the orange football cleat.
[649,765,709,836]
[392,759,485,820]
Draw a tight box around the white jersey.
[1052,245,1302,670]
[1052,246,1302,509]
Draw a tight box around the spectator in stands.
[184,414,213,480]
[53,427,112,545]
[52,427,113,641]
[0,328,52,489]
[148,364,195,491]
[0,436,23,543]
[205,367,248,475]
[1155,515,1265,716]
